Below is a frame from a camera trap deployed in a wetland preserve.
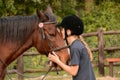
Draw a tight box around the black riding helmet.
[58,15,84,36]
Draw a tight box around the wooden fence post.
[98,28,104,76]
[17,55,24,80]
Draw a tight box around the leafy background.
[0,0,120,79]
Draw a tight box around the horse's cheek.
[32,31,40,47]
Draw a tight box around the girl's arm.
[48,52,79,76]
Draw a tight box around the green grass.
[5,66,120,80]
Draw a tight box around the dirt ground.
[12,76,120,80]
[97,76,120,80]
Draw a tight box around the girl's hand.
[48,52,60,64]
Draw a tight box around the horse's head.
[33,6,70,67]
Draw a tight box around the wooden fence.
[82,28,120,76]
[8,28,120,80]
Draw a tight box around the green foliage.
[81,1,120,32]
[0,0,120,32]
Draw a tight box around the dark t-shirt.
[69,39,96,80]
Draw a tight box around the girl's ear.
[67,29,71,36]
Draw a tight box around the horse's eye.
[49,34,55,36]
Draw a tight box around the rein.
[0,58,12,80]
[51,45,70,52]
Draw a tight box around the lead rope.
[46,40,59,75]
[0,58,12,80]
[41,66,52,80]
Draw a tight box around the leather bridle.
[40,22,70,80]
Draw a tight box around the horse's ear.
[45,5,57,23]
[36,9,49,22]
[45,4,54,15]
[36,9,43,18]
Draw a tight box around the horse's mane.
[0,15,39,43]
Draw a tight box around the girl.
[48,15,96,80]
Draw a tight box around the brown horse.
[0,7,70,80]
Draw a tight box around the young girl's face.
[60,28,71,39]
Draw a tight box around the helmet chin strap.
[65,28,69,45]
